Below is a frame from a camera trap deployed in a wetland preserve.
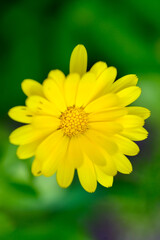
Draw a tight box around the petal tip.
[69,44,88,76]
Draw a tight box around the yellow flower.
[8,45,150,193]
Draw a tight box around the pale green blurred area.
[0,0,160,239]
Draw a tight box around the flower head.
[8,45,150,192]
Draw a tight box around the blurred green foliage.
[0,0,160,239]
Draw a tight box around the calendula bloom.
[8,45,150,192]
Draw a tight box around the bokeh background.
[0,0,160,239]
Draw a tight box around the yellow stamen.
[60,106,88,137]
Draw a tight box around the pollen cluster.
[60,106,88,137]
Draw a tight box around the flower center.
[60,106,88,137]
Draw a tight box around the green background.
[0,0,160,239]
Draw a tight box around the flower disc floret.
[60,106,88,137]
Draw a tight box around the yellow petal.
[31,158,43,176]
[56,141,75,188]
[77,155,97,193]
[113,134,140,156]
[85,93,118,113]
[88,122,122,135]
[42,136,69,177]
[36,130,63,158]
[120,127,148,141]
[69,44,87,76]
[64,73,80,106]
[97,150,117,176]
[78,135,106,166]
[57,164,75,189]
[88,108,127,122]
[95,166,113,188]
[21,79,44,97]
[112,152,132,174]
[116,115,144,128]
[117,86,141,106]
[36,130,63,161]
[126,106,151,120]
[32,116,60,130]
[36,130,69,177]
[90,61,107,78]
[9,125,51,145]
[85,129,118,155]
[26,95,60,117]
[43,79,66,112]
[111,74,138,93]
[48,70,65,90]
[75,72,96,107]
[8,106,33,123]
[98,66,117,94]
[68,136,84,168]
[17,139,42,159]
[85,67,117,104]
